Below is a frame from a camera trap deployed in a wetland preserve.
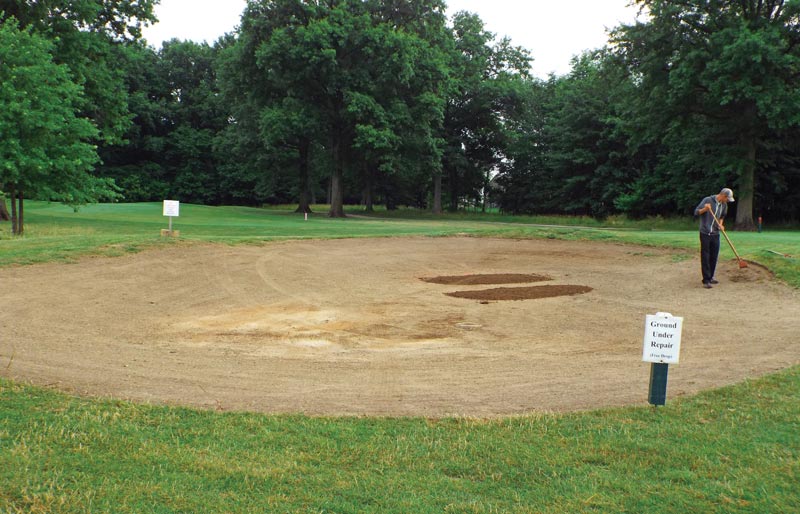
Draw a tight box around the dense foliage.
[0,0,156,232]
[610,0,800,227]
[3,0,799,226]
[0,19,104,234]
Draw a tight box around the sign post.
[642,312,683,406]
[161,200,180,237]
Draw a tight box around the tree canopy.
[612,0,800,227]
[1,0,158,144]
[1,0,156,234]
[4,0,799,225]
[0,18,108,234]
[222,0,450,217]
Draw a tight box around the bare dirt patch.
[446,284,593,301]
[1,237,798,417]
[421,273,551,285]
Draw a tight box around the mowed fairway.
[1,202,799,512]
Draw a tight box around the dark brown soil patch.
[422,273,551,285]
[447,284,593,301]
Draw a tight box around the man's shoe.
[709,279,719,284]
[703,282,712,289]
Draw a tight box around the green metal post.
[648,363,669,406]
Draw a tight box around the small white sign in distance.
[163,200,180,217]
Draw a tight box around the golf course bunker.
[2,237,799,417]
[446,284,593,301]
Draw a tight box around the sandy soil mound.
[1,237,798,417]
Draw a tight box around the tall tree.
[544,51,634,217]
[494,78,550,215]
[614,0,800,228]
[220,0,326,211]
[359,0,448,212]
[1,0,155,223]
[437,11,530,213]
[496,51,638,218]
[95,41,172,202]
[160,39,228,204]
[1,0,158,144]
[229,0,447,217]
[98,37,235,204]
[0,19,104,235]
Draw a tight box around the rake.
[709,210,748,269]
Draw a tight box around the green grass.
[350,205,697,230]
[0,202,468,266]
[2,371,798,513]
[1,201,799,513]
[5,201,796,287]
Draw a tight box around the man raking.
[694,188,736,289]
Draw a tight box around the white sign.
[642,312,683,364]
[163,200,180,217]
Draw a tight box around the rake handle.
[708,209,744,261]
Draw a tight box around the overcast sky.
[141,0,643,78]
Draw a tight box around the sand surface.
[2,237,797,417]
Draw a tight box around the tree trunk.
[10,183,18,235]
[385,192,397,210]
[0,194,10,221]
[328,138,346,218]
[482,170,491,213]
[294,138,313,214]
[329,168,345,217]
[17,190,24,236]
[432,172,442,214]
[448,169,459,213]
[735,135,757,231]
[363,162,374,213]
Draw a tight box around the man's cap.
[720,188,735,202]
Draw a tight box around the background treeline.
[2,0,799,230]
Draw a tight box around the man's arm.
[694,199,711,216]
